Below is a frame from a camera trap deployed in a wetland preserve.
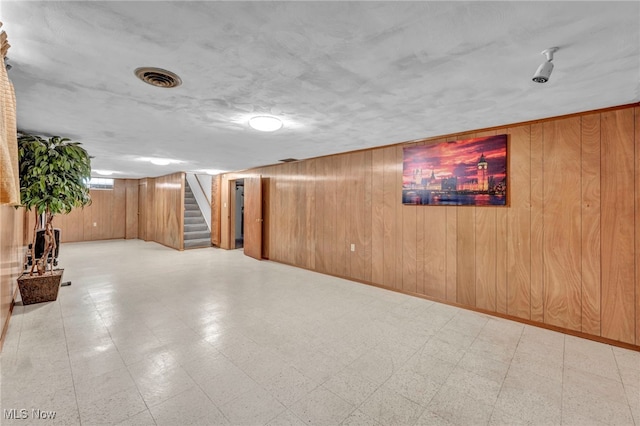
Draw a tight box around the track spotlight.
[532,47,559,83]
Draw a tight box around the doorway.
[233,180,244,249]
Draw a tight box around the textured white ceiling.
[2,1,639,178]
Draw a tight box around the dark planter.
[17,269,63,305]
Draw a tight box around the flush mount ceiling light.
[134,67,182,88]
[201,169,226,175]
[150,158,172,166]
[532,47,559,83]
[94,169,115,176]
[249,116,283,132]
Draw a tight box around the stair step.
[184,238,211,249]
[185,223,208,232]
[184,230,210,240]
[184,217,205,225]
[184,210,201,217]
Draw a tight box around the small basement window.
[87,177,114,189]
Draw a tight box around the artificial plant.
[17,134,92,275]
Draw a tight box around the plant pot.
[17,269,64,305]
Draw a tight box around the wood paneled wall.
[0,205,24,350]
[219,105,640,347]
[138,172,184,250]
[125,179,138,239]
[25,179,138,244]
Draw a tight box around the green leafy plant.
[17,134,92,275]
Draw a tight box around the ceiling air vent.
[134,67,182,88]
[279,158,298,163]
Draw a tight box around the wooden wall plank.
[530,123,544,322]
[494,128,509,315]
[415,143,425,296]
[456,207,476,306]
[263,169,277,257]
[382,147,397,288]
[473,130,499,312]
[138,179,147,241]
[601,108,635,343]
[336,156,349,277]
[581,113,602,335]
[146,178,156,243]
[395,146,404,290]
[423,207,447,300]
[57,206,85,242]
[445,206,457,302]
[291,162,302,266]
[496,205,508,315]
[542,117,582,331]
[507,125,532,319]
[280,164,294,264]
[304,160,316,270]
[125,179,139,239]
[445,136,458,303]
[314,157,327,273]
[0,205,24,351]
[636,107,640,346]
[325,158,338,275]
[363,150,373,283]
[402,204,417,293]
[636,107,640,345]
[350,152,366,281]
[113,179,126,239]
[371,149,385,284]
[475,208,497,311]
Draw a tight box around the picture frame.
[402,134,508,206]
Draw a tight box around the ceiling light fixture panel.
[249,115,283,132]
[150,158,172,165]
[94,169,115,176]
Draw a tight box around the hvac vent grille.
[134,67,182,88]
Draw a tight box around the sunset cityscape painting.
[402,135,508,206]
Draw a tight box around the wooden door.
[244,176,263,260]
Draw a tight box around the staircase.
[184,182,211,249]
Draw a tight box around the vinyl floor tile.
[2,240,638,426]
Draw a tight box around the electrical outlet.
[350,244,355,252]
[93,222,97,227]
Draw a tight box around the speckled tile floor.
[1,240,638,425]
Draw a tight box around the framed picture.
[402,134,508,206]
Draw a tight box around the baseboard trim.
[0,286,19,353]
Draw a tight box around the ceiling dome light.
[94,170,114,176]
[203,169,225,175]
[150,158,171,166]
[249,116,283,132]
